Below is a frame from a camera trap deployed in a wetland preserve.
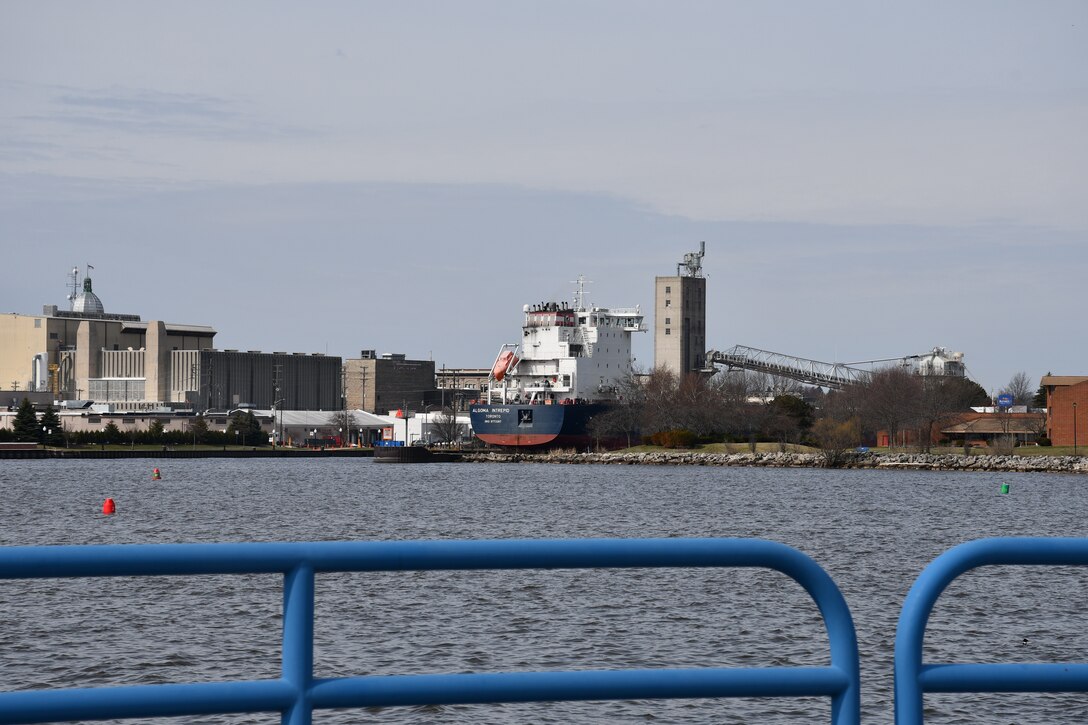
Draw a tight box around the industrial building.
[1,269,215,406]
[1,268,339,412]
[188,349,341,411]
[654,242,707,375]
[344,350,437,413]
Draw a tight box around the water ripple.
[2,460,1088,722]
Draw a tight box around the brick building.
[1041,376,1088,447]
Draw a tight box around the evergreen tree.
[147,419,165,442]
[1033,372,1051,409]
[227,411,263,445]
[102,421,122,444]
[188,416,209,445]
[12,398,40,442]
[39,405,64,446]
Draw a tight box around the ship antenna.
[570,274,592,311]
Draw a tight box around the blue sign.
[997,394,1014,407]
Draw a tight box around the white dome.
[73,277,104,314]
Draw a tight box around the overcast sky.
[2,1,1085,394]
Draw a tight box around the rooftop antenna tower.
[66,266,80,310]
[571,274,592,311]
[677,241,706,277]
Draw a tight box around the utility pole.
[273,363,284,448]
[341,367,349,446]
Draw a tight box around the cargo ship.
[469,277,645,449]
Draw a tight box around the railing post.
[895,537,1088,724]
[282,563,314,725]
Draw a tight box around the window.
[34,319,41,328]
[665,286,671,293]
[49,332,59,340]
[665,317,671,324]
[665,299,671,307]
[665,328,671,335]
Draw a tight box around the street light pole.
[1074,401,1079,457]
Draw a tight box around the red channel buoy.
[102,498,116,515]
[152,468,161,480]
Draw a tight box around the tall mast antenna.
[570,274,592,310]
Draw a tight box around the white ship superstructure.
[485,277,646,405]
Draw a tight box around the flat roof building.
[344,350,437,413]
[1041,375,1088,447]
[2,268,339,411]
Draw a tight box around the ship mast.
[570,274,592,311]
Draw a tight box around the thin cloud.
[27,85,315,141]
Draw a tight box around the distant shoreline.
[0,448,373,460]
[3,447,1085,474]
[463,450,1088,474]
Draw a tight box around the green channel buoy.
[1000,482,1010,494]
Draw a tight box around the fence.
[0,537,860,725]
[894,536,1088,723]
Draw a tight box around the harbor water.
[2,459,1087,723]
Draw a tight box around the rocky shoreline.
[462,450,1088,474]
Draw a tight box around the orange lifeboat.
[491,350,519,381]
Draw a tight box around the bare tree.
[811,417,861,468]
[913,376,988,453]
[326,410,359,444]
[588,370,645,449]
[858,367,922,449]
[431,406,463,446]
[1001,371,1034,407]
[639,367,682,434]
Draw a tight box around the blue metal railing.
[894,537,1088,723]
[0,538,860,725]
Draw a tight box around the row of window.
[87,416,175,425]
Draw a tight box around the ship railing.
[894,537,1088,723]
[0,538,860,725]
